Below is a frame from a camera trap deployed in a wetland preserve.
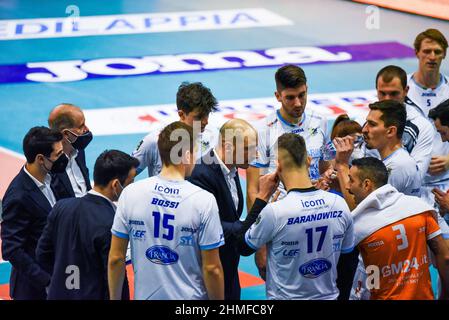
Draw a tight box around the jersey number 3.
[392,224,409,251]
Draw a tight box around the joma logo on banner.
[0,8,293,40]
[0,42,414,84]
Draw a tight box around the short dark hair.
[277,133,307,167]
[176,82,218,118]
[368,100,406,138]
[351,157,389,188]
[429,99,449,126]
[375,65,407,89]
[414,29,448,55]
[158,121,195,166]
[93,150,139,187]
[275,64,307,92]
[48,103,78,131]
[23,126,63,163]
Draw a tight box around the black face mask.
[69,131,93,150]
[45,154,69,174]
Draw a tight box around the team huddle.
[2,28,449,300]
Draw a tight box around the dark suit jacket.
[188,150,244,300]
[51,149,91,199]
[36,193,129,300]
[1,167,52,300]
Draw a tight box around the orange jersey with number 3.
[358,211,441,300]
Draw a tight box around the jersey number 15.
[152,211,175,241]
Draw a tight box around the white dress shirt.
[214,149,239,210]
[66,149,87,197]
[24,166,57,207]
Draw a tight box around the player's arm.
[201,248,224,300]
[131,134,156,176]
[108,234,129,300]
[427,234,449,299]
[246,166,260,213]
[336,213,357,300]
[410,121,433,180]
[334,137,357,210]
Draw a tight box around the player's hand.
[333,136,354,166]
[428,155,449,176]
[432,188,449,215]
[314,177,330,191]
[256,172,279,202]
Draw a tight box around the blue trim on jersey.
[112,230,129,239]
[244,233,259,250]
[443,233,449,240]
[276,109,305,128]
[341,246,354,254]
[250,162,270,168]
[200,240,225,250]
[410,73,446,90]
[382,147,403,162]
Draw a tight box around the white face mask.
[113,181,124,201]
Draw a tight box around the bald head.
[48,103,85,132]
[219,119,257,143]
[218,119,257,168]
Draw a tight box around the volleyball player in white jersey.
[246,65,332,278]
[430,101,449,235]
[237,133,354,300]
[407,29,449,240]
[132,82,218,177]
[108,121,224,300]
[375,65,434,181]
[247,65,331,208]
[361,100,421,196]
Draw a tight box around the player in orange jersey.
[347,157,449,300]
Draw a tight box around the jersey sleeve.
[198,193,225,250]
[341,212,355,253]
[409,119,433,180]
[320,116,333,161]
[387,166,407,193]
[244,204,276,250]
[250,123,270,168]
[132,133,158,175]
[111,190,130,239]
[426,211,442,241]
[437,214,449,239]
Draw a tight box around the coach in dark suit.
[1,127,67,300]
[188,119,258,300]
[36,150,139,300]
[48,103,93,199]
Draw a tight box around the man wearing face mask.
[36,150,139,300]
[1,126,67,300]
[48,103,93,199]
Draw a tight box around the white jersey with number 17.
[245,188,354,300]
